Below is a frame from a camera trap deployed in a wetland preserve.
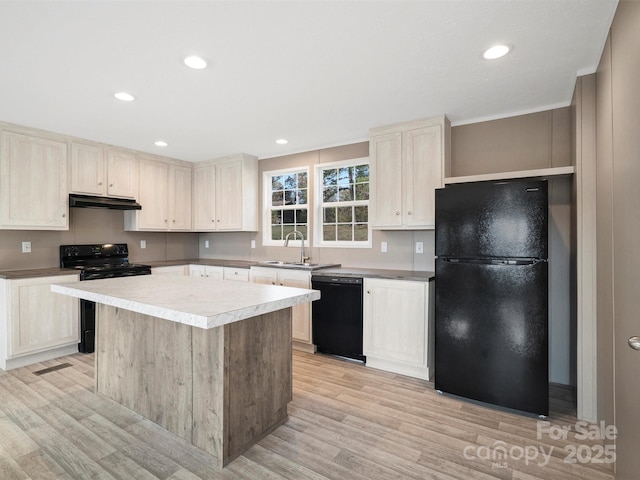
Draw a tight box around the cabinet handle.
[211,219,215,223]
[396,211,400,215]
[172,220,175,223]
[408,211,413,215]
[109,184,114,187]
[164,219,168,223]
[271,281,276,285]
[367,290,371,294]
[62,213,66,218]
[98,182,102,186]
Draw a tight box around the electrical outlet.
[415,241,424,254]
[140,240,146,249]
[251,240,256,249]
[381,241,388,253]
[21,241,31,253]
[204,240,210,248]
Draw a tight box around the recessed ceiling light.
[483,44,511,60]
[275,138,288,145]
[114,92,135,102]
[184,56,207,70]
[154,141,168,147]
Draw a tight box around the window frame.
[314,157,372,249]
[262,166,310,248]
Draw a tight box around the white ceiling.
[0,0,618,162]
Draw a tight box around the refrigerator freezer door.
[435,180,548,259]
[435,258,549,415]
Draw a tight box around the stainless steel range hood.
[69,194,142,210]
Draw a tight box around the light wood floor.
[0,351,613,480]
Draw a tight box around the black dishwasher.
[311,275,365,362]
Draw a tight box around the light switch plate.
[251,240,256,249]
[381,241,388,253]
[205,240,210,248]
[415,241,424,254]
[21,241,31,253]
[140,240,146,249]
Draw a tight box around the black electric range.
[60,243,151,352]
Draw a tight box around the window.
[263,167,309,246]
[315,158,371,247]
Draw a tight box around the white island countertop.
[51,275,320,329]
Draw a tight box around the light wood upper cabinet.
[125,156,192,231]
[106,149,138,198]
[193,154,258,232]
[0,130,69,230]
[70,142,106,195]
[369,116,449,230]
[363,278,432,380]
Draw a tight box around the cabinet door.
[70,142,106,195]
[137,158,169,230]
[152,266,187,275]
[370,132,403,227]
[189,264,207,278]
[278,270,312,344]
[249,267,278,285]
[216,160,243,230]
[364,279,427,367]
[0,131,68,229]
[193,165,217,231]
[169,165,192,230]
[9,276,79,357]
[223,267,249,282]
[106,149,138,198]
[404,124,442,227]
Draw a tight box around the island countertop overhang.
[51,275,320,329]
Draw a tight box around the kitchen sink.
[256,260,339,270]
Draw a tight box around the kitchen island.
[51,275,319,467]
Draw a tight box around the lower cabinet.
[250,267,313,350]
[0,275,80,370]
[151,265,188,275]
[223,267,249,282]
[189,264,223,280]
[363,278,433,380]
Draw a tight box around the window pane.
[355,183,369,201]
[324,207,336,223]
[323,224,336,241]
[271,210,282,224]
[271,225,282,240]
[297,225,308,239]
[296,209,307,223]
[355,165,369,183]
[354,205,368,223]
[284,174,297,189]
[282,210,295,224]
[354,224,368,241]
[323,169,337,187]
[337,224,352,241]
[297,189,307,205]
[283,225,295,238]
[323,186,337,202]
[272,191,284,205]
[272,175,284,191]
[298,172,308,189]
[338,167,352,186]
[284,190,296,205]
[337,206,352,223]
[338,186,353,201]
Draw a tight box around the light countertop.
[51,275,320,330]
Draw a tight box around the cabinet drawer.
[223,267,249,282]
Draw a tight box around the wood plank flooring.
[0,351,613,480]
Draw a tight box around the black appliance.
[311,275,365,362]
[60,243,151,352]
[69,194,142,210]
[434,180,549,416]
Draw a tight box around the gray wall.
[0,208,198,270]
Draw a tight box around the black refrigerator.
[434,179,549,416]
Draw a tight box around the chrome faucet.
[284,230,308,264]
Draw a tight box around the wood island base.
[95,304,292,467]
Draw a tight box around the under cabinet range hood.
[69,194,142,210]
